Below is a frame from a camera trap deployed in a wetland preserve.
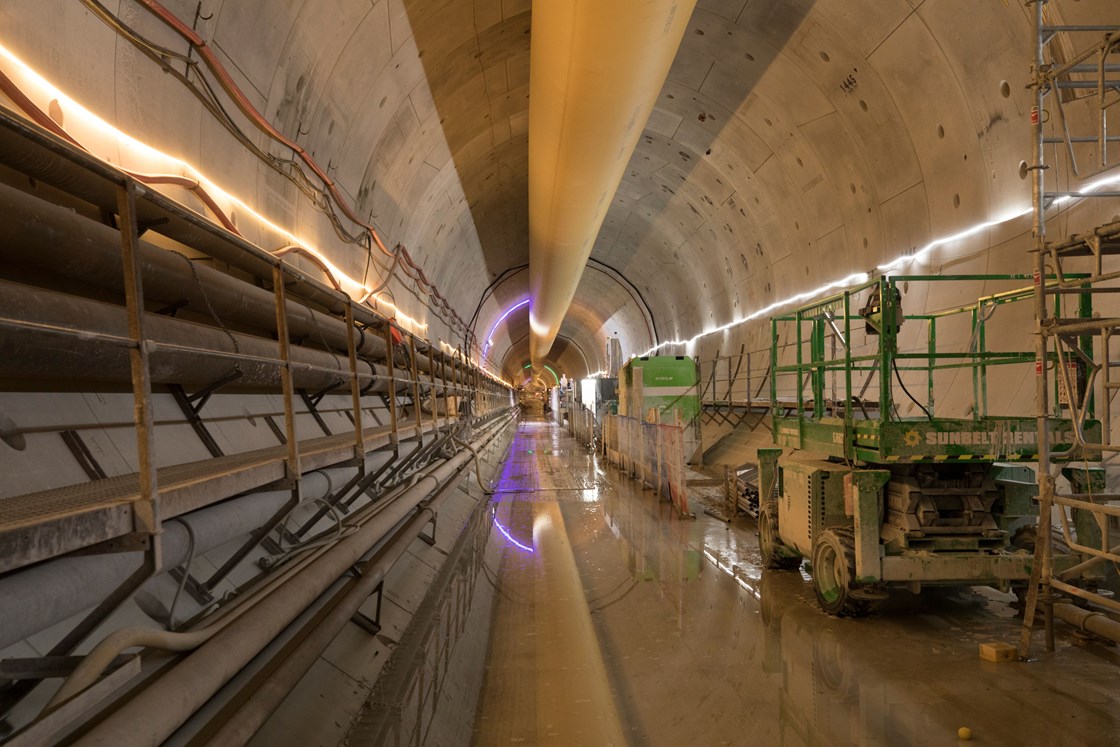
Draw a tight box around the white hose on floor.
[453,436,495,495]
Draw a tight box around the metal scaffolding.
[1019,0,1120,657]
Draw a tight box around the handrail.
[768,274,1096,424]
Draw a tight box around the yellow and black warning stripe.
[882,453,1025,462]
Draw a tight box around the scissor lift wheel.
[811,527,873,617]
[759,501,802,570]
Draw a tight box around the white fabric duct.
[527,0,696,367]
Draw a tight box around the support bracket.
[300,384,342,437]
[67,532,152,556]
[59,430,108,481]
[419,515,437,547]
[199,486,301,594]
[349,579,384,636]
[170,369,243,458]
[167,565,214,606]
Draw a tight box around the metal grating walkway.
[0,417,434,574]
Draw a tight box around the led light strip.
[642,162,1120,360]
[484,300,576,383]
[493,515,534,552]
[0,42,429,333]
[483,299,529,353]
[1052,170,1120,205]
[876,205,1033,273]
[521,364,560,386]
[638,201,1097,357]
[640,270,872,356]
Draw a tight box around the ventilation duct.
[527,0,696,367]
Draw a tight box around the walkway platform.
[0,416,437,573]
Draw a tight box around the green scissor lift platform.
[758,274,1101,615]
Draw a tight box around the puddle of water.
[360,420,1120,746]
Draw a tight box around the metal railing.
[769,274,1082,424]
[697,347,771,407]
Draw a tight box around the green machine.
[619,355,699,424]
[758,275,1101,615]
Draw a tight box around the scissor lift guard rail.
[758,274,1102,616]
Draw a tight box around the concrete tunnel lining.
[2,0,1120,742]
[3,0,1115,382]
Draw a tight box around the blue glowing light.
[483,299,530,352]
[493,516,534,553]
[489,428,534,553]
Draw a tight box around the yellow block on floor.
[979,642,1017,662]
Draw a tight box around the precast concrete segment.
[476,421,626,745]
[527,0,697,367]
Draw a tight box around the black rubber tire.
[811,527,872,617]
[759,502,802,570]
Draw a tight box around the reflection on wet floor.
[472,419,1120,746]
[474,421,626,745]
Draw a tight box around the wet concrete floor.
[470,418,1120,746]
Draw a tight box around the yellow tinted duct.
[528,0,696,367]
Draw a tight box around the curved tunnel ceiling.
[3,0,1118,386]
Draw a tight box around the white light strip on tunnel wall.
[1053,170,1120,205]
[875,205,1034,274]
[640,159,1120,360]
[0,42,429,333]
[639,270,871,357]
[636,187,1118,359]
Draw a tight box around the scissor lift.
[758,275,1099,615]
